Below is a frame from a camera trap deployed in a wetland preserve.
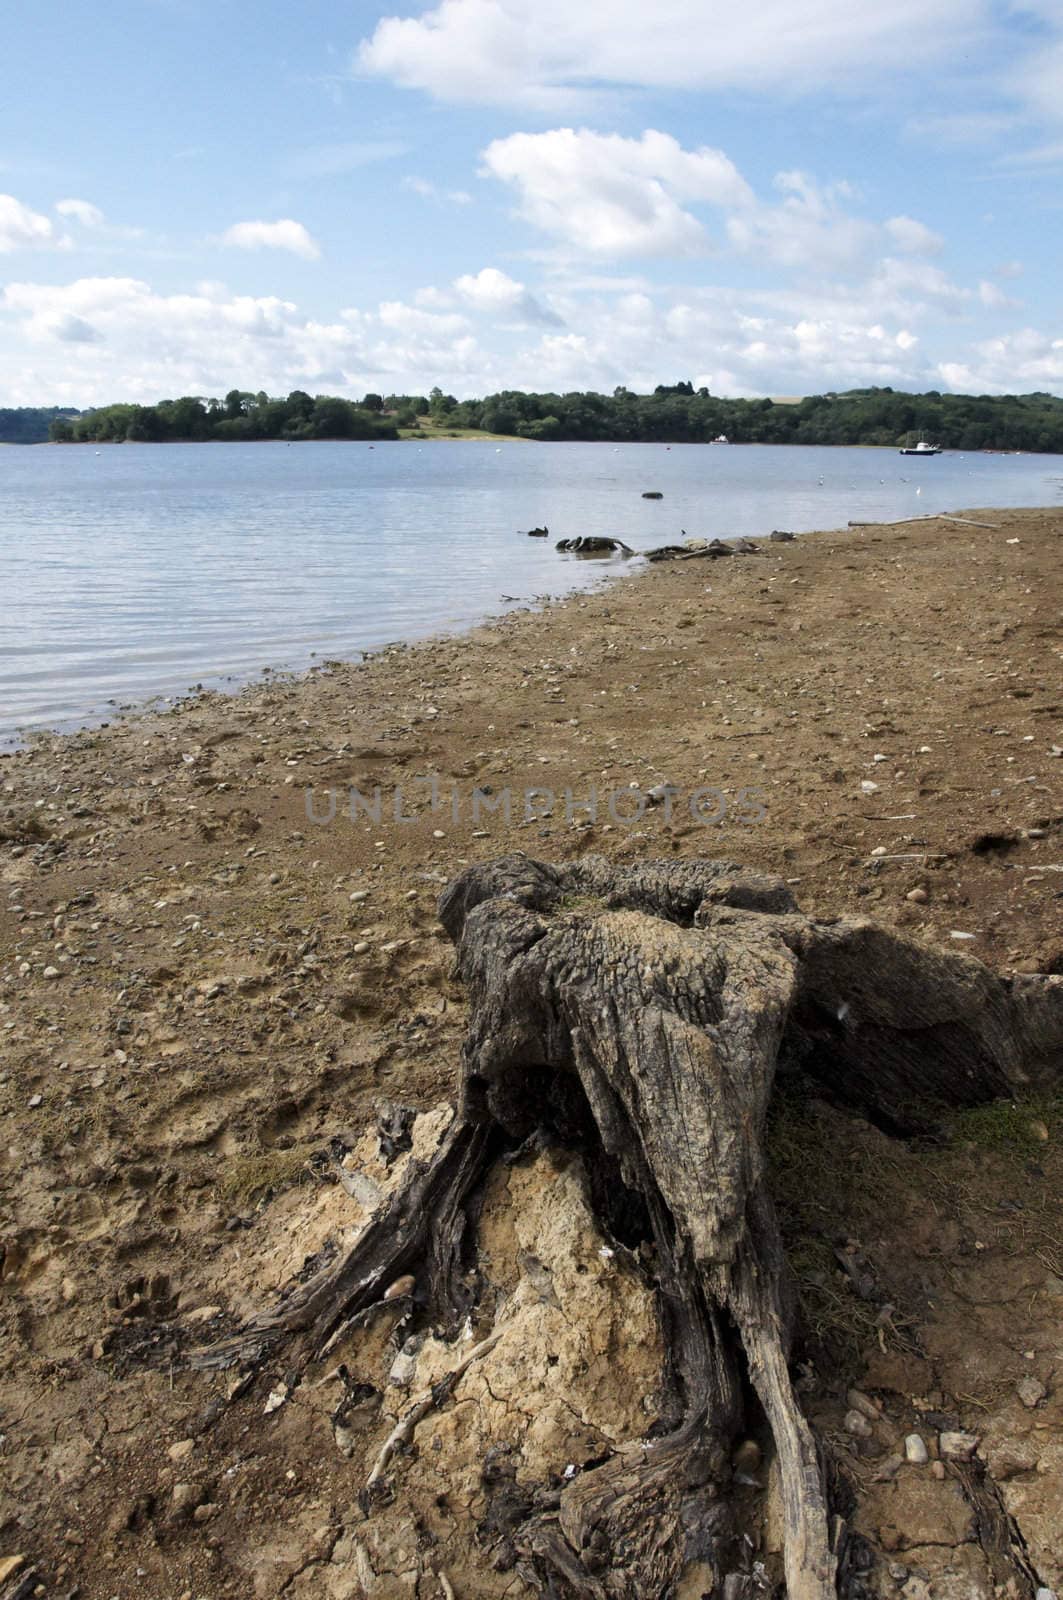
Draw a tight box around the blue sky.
[1,0,1061,403]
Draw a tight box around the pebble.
[844,1409,873,1438]
[860,780,879,794]
[930,1460,946,1479]
[42,966,61,979]
[432,829,445,839]
[938,1430,978,1460]
[171,1483,200,1511]
[1016,1375,1047,1408]
[192,1502,219,1524]
[905,1433,929,1464]
[349,890,369,902]
[847,1388,880,1420]
[28,1095,42,1109]
[167,1439,195,1463]
[264,1386,288,1415]
[906,886,928,903]
[384,1273,416,1301]
[949,931,976,941]
[352,941,369,954]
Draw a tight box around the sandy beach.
[1,506,1060,1598]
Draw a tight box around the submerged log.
[196,855,1062,1598]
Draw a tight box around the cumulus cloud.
[358,0,985,107]
[938,328,1063,392]
[453,266,562,325]
[56,198,106,228]
[0,194,54,252]
[221,219,321,260]
[481,128,751,256]
[885,215,944,255]
[0,251,1045,410]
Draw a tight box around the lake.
[3,439,1062,744]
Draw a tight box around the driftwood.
[196,855,1063,1598]
[847,514,1001,530]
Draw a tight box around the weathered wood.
[197,853,1063,1597]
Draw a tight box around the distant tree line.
[1,384,1059,450]
[46,390,398,444]
[423,383,1063,453]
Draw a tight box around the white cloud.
[453,266,562,325]
[885,215,944,255]
[481,128,751,256]
[0,255,1048,412]
[938,328,1063,391]
[56,198,106,228]
[0,194,54,252]
[221,219,321,260]
[402,176,473,205]
[359,0,986,107]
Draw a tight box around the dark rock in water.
[524,526,549,537]
[555,536,633,556]
[770,529,796,542]
[641,490,664,499]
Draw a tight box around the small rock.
[384,1273,416,1301]
[28,1094,42,1109]
[844,1409,873,1438]
[847,1388,880,1420]
[906,887,928,904]
[949,931,976,941]
[171,1483,200,1512]
[192,1502,219,1524]
[938,1429,978,1460]
[182,1304,222,1325]
[349,889,369,902]
[930,1460,946,1479]
[168,1439,195,1463]
[861,780,879,794]
[42,966,62,979]
[264,1385,288,1415]
[904,1433,929,1464]
[1016,1375,1047,1408]
[432,829,445,839]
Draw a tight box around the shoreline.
[1,503,1061,1595]
[4,494,1056,754]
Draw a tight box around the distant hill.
[0,406,80,445]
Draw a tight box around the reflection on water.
[2,439,1060,742]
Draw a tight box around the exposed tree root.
[195,854,1063,1598]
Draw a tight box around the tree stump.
[197,855,1063,1598]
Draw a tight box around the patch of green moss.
[220,1146,316,1204]
[951,1097,1059,1155]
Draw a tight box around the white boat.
[711,433,730,444]
[899,438,942,456]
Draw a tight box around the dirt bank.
[0,507,1060,1598]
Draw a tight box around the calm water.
[2,439,1061,744]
